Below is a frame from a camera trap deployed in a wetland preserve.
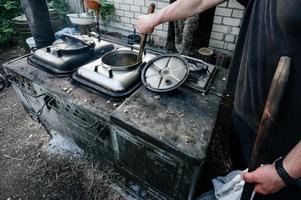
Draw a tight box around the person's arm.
[243,140,301,195]
[136,0,226,34]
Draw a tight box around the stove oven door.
[112,126,184,199]
[47,96,114,160]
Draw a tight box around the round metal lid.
[141,54,190,92]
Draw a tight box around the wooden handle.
[240,56,291,200]
[137,3,155,62]
[146,3,155,14]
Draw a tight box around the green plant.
[47,0,70,16]
[0,22,13,44]
[95,0,115,26]
[0,0,22,45]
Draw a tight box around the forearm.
[152,0,226,26]
[283,140,301,178]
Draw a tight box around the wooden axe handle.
[241,56,291,200]
[137,3,155,62]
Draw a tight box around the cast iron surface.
[111,67,228,162]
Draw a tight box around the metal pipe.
[20,0,55,48]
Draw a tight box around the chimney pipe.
[20,0,56,48]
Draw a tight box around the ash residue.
[44,131,84,157]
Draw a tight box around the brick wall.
[209,0,245,55]
[94,0,245,54]
[104,0,170,47]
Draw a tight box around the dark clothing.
[227,0,301,161]
[226,0,301,199]
[232,112,256,166]
[237,0,249,7]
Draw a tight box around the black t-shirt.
[226,0,301,158]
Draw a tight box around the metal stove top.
[72,45,157,99]
[72,37,217,99]
[28,34,115,75]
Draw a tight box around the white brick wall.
[103,0,170,47]
[209,0,245,55]
[100,0,245,53]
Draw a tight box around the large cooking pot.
[101,49,142,71]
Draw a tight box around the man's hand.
[135,0,226,34]
[136,14,156,34]
[242,165,286,195]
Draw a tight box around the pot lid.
[141,55,190,92]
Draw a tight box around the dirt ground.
[0,47,126,200]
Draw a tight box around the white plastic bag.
[196,170,247,200]
[213,170,246,200]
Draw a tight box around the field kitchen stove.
[3,35,227,200]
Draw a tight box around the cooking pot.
[100,49,142,71]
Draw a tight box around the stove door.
[113,126,183,199]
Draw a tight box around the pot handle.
[94,65,113,78]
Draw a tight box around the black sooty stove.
[3,35,227,200]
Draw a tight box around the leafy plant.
[0,22,14,44]
[94,0,115,26]
[0,0,22,45]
